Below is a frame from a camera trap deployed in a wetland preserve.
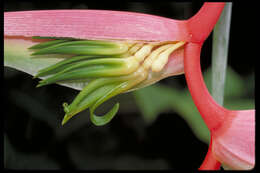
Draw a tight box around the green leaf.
[133,84,174,123]
[133,83,210,144]
[224,99,254,110]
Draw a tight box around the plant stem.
[211,3,232,170]
[211,3,232,106]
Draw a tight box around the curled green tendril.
[90,81,132,126]
[62,81,122,125]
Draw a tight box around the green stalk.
[212,3,232,106]
[211,3,232,170]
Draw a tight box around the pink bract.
[4,3,224,43]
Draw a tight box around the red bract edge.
[184,43,255,170]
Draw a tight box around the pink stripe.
[4,10,190,42]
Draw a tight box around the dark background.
[4,1,255,170]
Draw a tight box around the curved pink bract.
[184,43,255,170]
[212,110,255,170]
[4,10,189,42]
[4,3,225,43]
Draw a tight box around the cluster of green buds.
[29,37,185,126]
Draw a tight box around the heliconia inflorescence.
[28,38,186,126]
[4,2,254,170]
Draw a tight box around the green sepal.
[29,40,70,49]
[61,78,125,125]
[36,62,130,87]
[34,55,112,78]
[88,74,147,126]
[36,66,106,87]
[64,78,121,110]
[48,58,125,75]
[31,40,128,56]
[34,53,126,78]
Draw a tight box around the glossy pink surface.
[4,3,225,43]
[4,10,190,42]
[213,110,255,170]
[184,43,255,170]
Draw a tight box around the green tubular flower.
[30,40,129,55]
[34,55,100,78]
[36,57,139,87]
[30,37,185,125]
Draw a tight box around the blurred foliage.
[133,66,254,145]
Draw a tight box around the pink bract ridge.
[4,3,224,43]
[4,10,189,42]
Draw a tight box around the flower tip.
[28,45,36,50]
[30,52,39,56]
[36,83,42,88]
[33,74,40,79]
[61,115,69,126]
[61,103,75,125]
[36,81,47,88]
